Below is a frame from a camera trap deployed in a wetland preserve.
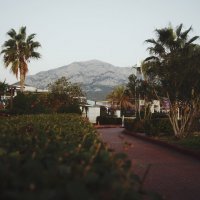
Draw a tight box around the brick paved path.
[98,128,200,200]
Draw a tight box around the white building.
[11,83,48,93]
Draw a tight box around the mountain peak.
[25,60,133,100]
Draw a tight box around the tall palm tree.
[143,24,200,101]
[143,24,200,138]
[1,26,41,92]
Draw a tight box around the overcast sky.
[1,0,200,83]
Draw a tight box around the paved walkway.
[98,128,200,200]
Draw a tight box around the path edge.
[123,129,200,161]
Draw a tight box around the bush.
[151,112,168,119]
[124,118,146,133]
[9,92,82,115]
[10,92,51,114]
[96,116,122,125]
[190,117,200,132]
[57,103,82,114]
[144,118,173,136]
[0,114,145,200]
[125,117,173,136]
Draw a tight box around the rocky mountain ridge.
[25,60,134,100]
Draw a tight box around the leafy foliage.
[143,24,200,138]
[10,92,51,114]
[0,114,145,199]
[124,118,173,136]
[0,81,8,95]
[96,116,122,125]
[106,85,133,110]
[128,74,155,119]
[48,77,85,113]
[9,77,85,115]
[0,81,9,109]
[143,24,200,102]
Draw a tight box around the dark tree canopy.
[143,24,200,103]
[143,24,200,138]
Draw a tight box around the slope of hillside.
[25,60,134,100]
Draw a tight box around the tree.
[107,85,133,110]
[0,81,8,109]
[0,81,8,96]
[48,77,85,113]
[127,74,155,120]
[143,24,200,138]
[1,26,41,92]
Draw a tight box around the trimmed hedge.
[0,114,145,200]
[125,118,173,136]
[124,118,146,133]
[144,118,173,136]
[96,116,122,125]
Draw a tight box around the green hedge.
[125,118,173,136]
[144,118,173,136]
[96,116,122,125]
[9,92,81,115]
[190,118,200,132]
[0,114,145,200]
[124,118,146,133]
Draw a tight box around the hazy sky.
[1,0,200,83]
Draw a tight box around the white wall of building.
[150,100,160,113]
[87,107,100,123]
[115,110,121,117]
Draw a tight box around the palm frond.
[30,51,41,59]
[7,29,16,38]
[2,39,16,48]
[144,56,159,62]
[19,26,27,40]
[176,24,183,37]
[26,33,36,42]
[155,28,174,45]
[181,26,192,40]
[30,41,41,48]
[11,60,20,79]
[145,39,157,45]
[186,36,199,45]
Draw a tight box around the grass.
[154,134,200,152]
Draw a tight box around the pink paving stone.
[98,128,200,200]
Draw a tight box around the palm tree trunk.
[20,68,25,92]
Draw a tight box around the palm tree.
[143,24,200,138]
[107,85,133,110]
[1,26,41,92]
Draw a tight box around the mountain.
[25,60,134,100]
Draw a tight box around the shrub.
[124,118,146,132]
[9,92,82,115]
[125,117,173,136]
[10,92,51,114]
[144,118,173,136]
[57,103,82,114]
[151,112,168,119]
[96,116,122,125]
[0,114,145,199]
[190,117,200,132]
[124,118,134,130]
